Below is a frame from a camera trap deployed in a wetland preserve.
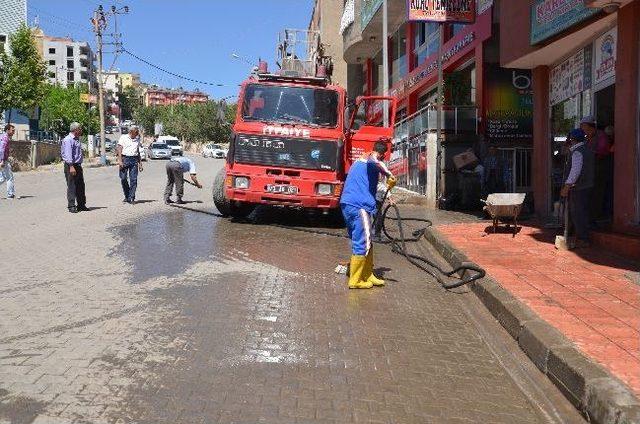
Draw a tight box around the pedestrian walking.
[164,156,202,204]
[117,125,143,204]
[61,122,87,213]
[561,128,594,248]
[340,142,396,289]
[0,124,16,199]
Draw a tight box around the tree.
[119,86,142,121]
[134,101,236,143]
[0,24,47,123]
[40,85,99,137]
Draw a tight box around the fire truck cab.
[213,30,396,218]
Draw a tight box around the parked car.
[158,136,183,156]
[202,143,228,159]
[148,142,173,160]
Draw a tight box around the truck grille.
[234,134,338,171]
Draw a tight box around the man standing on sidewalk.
[0,124,16,200]
[561,128,594,247]
[340,142,396,289]
[117,125,143,204]
[164,156,202,204]
[61,122,87,213]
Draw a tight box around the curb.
[422,226,640,424]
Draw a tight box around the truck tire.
[213,168,231,216]
[212,169,255,219]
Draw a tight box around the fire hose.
[374,198,486,289]
[273,190,486,290]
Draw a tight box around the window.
[67,71,75,82]
[390,23,407,87]
[67,60,74,69]
[242,84,339,127]
[452,24,466,38]
[66,46,73,56]
[0,35,6,53]
[48,47,55,54]
[414,23,440,67]
[48,60,55,66]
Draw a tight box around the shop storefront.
[500,0,640,251]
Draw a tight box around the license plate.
[266,184,298,195]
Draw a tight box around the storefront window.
[413,22,439,67]
[390,23,407,87]
[452,24,467,38]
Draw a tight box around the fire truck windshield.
[242,84,339,128]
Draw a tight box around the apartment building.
[42,35,97,90]
[0,0,26,54]
[142,86,209,107]
[308,0,348,89]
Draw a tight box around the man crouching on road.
[164,156,202,204]
[340,141,396,289]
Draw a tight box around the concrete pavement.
[0,156,585,423]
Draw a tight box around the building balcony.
[343,0,406,63]
[393,104,478,146]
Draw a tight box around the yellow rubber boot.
[365,250,385,286]
[348,255,373,289]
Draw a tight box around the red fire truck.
[213,30,396,218]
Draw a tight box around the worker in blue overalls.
[340,141,396,289]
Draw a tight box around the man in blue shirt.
[340,141,396,289]
[61,122,87,213]
[164,156,202,204]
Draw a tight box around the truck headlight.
[317,183,333,195]
[234,176,250,189]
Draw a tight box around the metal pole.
[93,10,106,164]
[382,0,389,127]
[435,23,443,206]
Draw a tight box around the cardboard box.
[452,150,479,171]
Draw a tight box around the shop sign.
[80,93,97,104]
[477,0,492,14]
[530,0,598,45]
[594,27,616,85]
[407,0,476,23]
[362,0,383,28]
[485,65,533,141]
[392,32,475,97]
[549,45,592,106]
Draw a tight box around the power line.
[121,47,230,87]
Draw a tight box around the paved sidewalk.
[435,221,640,397]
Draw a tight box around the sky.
[28,0,315,100]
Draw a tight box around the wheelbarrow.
[481,193,527,236]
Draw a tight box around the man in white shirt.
[117,126,143,204]
[165,156,202,204]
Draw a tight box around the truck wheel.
[212,169,255,219]
[212,168,231,216]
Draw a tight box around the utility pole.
[91,4,129,164]
[435,23,443,205]
[382,0,389,127]
[92,6,106,162]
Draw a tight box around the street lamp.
[231,53,255,67]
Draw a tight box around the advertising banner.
[407,0,476,23]
[549,45,592,106]
[594,27,616,86]
[530,0,598,45]
[485,66,533,141]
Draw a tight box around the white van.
[157,136,183,156]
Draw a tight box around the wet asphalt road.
[0,154,585,423]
